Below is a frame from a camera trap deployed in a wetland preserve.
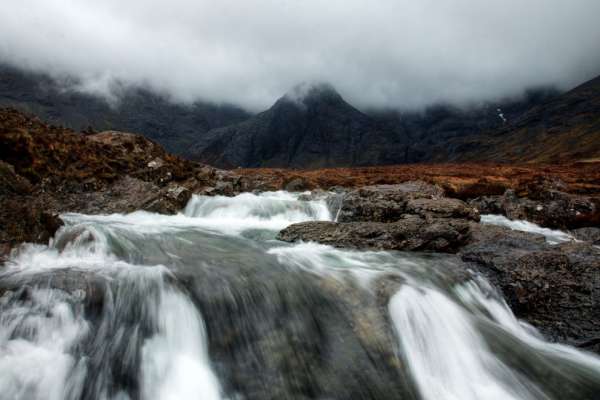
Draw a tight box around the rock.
[571,227,600,245]
[337,182,477,223]
[468,195,504,215]
[277,215,471,253]
[460,223,600,353]
[142,184,191,214]
[524,175,569,199]
[470,189,600,230]
[502,189,599,230]
[147,157,165,169]
[165,184,191,207]
[337,182,438,223]
[0,194,64,247]
[214,180,235,196]
[406,197,480,221]
[0,268,108,315]
[0,160,33,195]
[283,177,309,192]
[0,243,11,265]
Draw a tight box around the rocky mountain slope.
[189,83,411,168]
[190,82,563,167]
[0,64,251,156]
[450,75,600,163]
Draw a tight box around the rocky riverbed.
[1,106,600,359]
[278,182,600,354]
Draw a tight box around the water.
[480,214,574,244]
[1,192,599,399]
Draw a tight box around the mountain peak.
[280,82,343,108]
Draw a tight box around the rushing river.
[0,192,599,400]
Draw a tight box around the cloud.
[1,0,599,111]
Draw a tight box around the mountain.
[452,75,600,163]
[188,83,412,168]
[0,64,251,156]
[189,82,561,167]
[373,87,560,162]
[4,63,596,168]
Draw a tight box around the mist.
[1,0,599,111]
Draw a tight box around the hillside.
[452,75,600,163]
[0,64,251,156]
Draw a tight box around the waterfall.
[1,192,599,399]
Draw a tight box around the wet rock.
[502,189,599,229]
[142,184,191,214]
[278,215,471,253]
[461,223,600,353]
[0,269,108,313]
[174,247,417,400]
[470,189,600,230]
[571,227,600,245]
[0,194,64,247]
[214,180,235,196]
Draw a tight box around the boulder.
[406,197,480,221]
[142,184,191,214]
[337,181,448,222]
[470,189,600,230]
[460,223,600,353]
[277,215,471,253]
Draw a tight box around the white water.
[389,282,600,400]
[1,192,599,400]
[0,288,89,400]
[480,214,574,244]
[141,289,223,400]
[389,286,545,400]
[183,191,331,234]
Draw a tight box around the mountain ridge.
[0,64,251,156]
[189,83,411,168]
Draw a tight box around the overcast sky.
[1,0,600,111]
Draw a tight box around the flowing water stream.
[0,192,599,399]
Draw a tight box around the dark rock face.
[460,224,600,353]
[0,64,251,157]
[278,216,471,253]
[190,84,411,168]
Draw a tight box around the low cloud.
[1,0,599,111]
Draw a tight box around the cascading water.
[480,214,575,244]
[1,191,599,399]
